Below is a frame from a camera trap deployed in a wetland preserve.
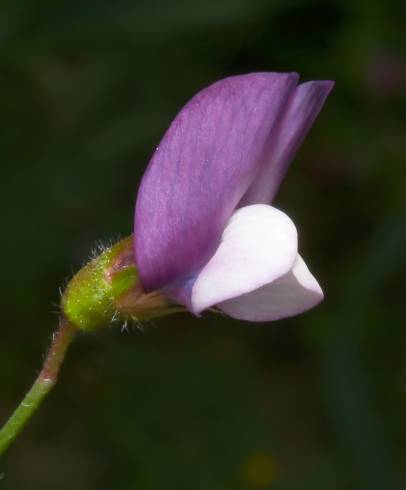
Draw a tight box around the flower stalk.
[0,318,76,456]
[0,236,178,456]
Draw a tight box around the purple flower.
[134,73,334,322]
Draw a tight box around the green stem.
[0,317,76,456]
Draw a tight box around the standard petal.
[135,73,299,292]
[190,204,298,314]
[218,255,324,321]
[241,80,334,206]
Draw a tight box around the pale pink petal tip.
[218,255,324,322]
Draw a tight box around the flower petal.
[218,255,324,321]
[134,73,299,292]
[191,204,298,314]
[241,80,334,206]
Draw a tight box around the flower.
[134,72,334,322]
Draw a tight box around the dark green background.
[0,0,405,488]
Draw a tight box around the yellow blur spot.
[241,452,277,488]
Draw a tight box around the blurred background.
[0,0,405,488]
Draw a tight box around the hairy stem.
[0,317,76,456]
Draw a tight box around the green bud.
[62,236,182,331]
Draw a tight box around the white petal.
[218,255,324,321]
[191,204,298,314]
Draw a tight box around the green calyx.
[62,236,184,331]
[62,237,138,331]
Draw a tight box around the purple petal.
[218,255,324,321]
[134,73,298,292]
[240,80,334,206]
